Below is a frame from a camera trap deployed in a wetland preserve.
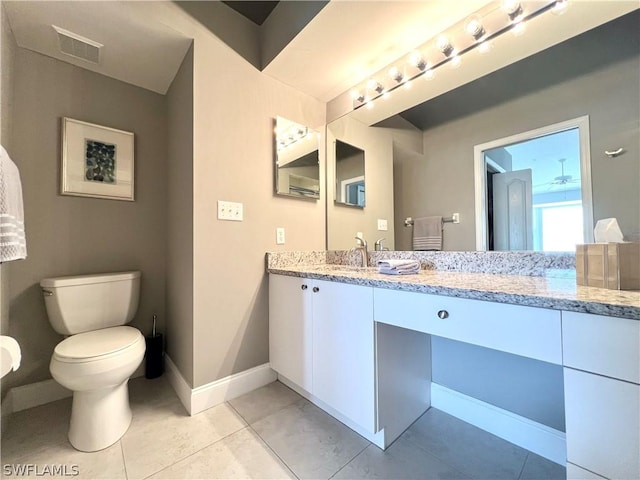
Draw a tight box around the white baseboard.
[7,362,145,414]
[431,383,566,465]
[191,363,277,415]
[164,355,194,414]
[10,378,71,412]
[1,391,13,437]
[164,355,277,416]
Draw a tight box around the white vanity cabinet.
[311,279,376,433]
[269,274,313,391]
[562,311,640,480]
[269,274,377,436]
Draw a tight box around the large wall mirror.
[275,116,320,199]
[325,8,639,251]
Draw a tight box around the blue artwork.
[85,139,116,183]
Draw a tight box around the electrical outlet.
[276,227,285,245]
[377,219,388,231]
[217,200,243,221]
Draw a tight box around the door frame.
[473,116,594,251]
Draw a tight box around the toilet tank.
[40,271,141,335]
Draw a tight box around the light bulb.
[450,55,462,69]
[436,35,454,57]
[465,16,485,40]
[350,90,365,103]
[403,80,412,90]
[423,69,435,81]
[366,78,377,90]
[501,0,521,15]
[389,66,404,83]
[408,51,427,70]
[365,101,374,110]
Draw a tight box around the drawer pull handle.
[301,284,308,290]
[313,286,320,293]
[437,310,449,319]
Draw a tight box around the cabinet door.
[312,279,375,433]
[564,368,640,480]
[269,275,313,391]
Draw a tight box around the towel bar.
[404,214,459,227]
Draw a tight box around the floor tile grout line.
[517,452,530,480]
[244,422,301,480]
[327,442,370,480]
[135,402,248,480]
[139,425,255,480]
[120,440,129,480]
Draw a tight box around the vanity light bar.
[351,0,567,110]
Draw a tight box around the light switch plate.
[377,219,388,231]
[217,200,243,221]
[276,227,285,245]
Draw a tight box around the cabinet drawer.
[562,311,640,384]
[373,288,562,364]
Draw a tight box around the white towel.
[0,145,27,262]
[378,259,420,275]
[412,216,442,251]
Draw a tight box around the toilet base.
[68,380,132,452]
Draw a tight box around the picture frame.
[61,117,135,201]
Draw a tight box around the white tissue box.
[576,242,640,290]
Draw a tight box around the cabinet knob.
[437,310,449,319]
[313,286,320,293]
[301,284,308,290]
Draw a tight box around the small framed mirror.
[274,116,320,200]
[335,140,365,208]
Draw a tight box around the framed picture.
[61,117,135,201]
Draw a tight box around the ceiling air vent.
[53,25,102,64]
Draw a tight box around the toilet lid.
[54,326,142,361]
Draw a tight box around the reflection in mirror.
[335,140,365,207]
[326,11,639,251]
[275,116,320,199]
[474,117,593,252]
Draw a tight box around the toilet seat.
[54,326,143,363]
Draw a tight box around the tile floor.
[1,377,566,479]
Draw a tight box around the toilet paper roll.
[0,335,21,378]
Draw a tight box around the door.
[492,168,533,250]
[312,279,376,432]
[269,274,313,391]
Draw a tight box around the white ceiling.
[3,1,194,95]
[262,0,490,102]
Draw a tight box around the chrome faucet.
[353,236,369,267]
[375,238,388,251]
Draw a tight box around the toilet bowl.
[41,271,145,452]
[50,326,145,451]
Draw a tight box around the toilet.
[40,271,145,452]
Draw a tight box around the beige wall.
[326,115,422,250]
[191,34,326,387]
[5,48,168,392]
[166,45,194,386]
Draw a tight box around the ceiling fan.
[534,158,581,191]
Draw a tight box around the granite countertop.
[267,264,640,320]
